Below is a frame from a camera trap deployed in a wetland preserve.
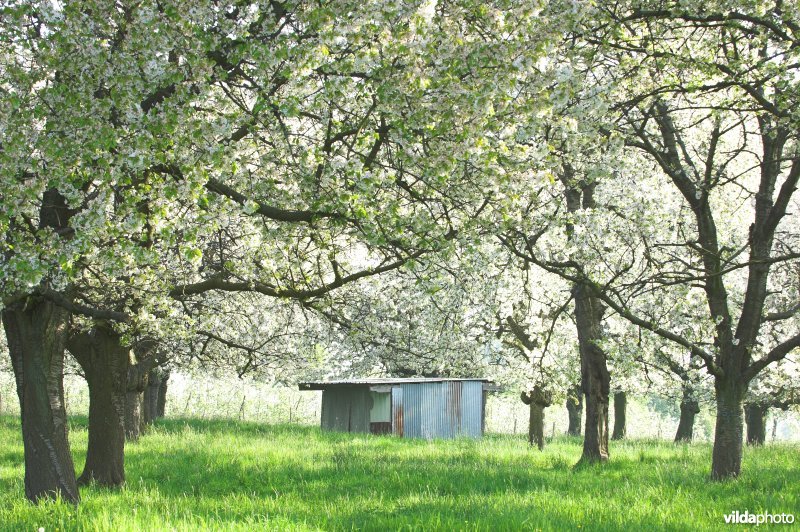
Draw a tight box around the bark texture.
[574,282,610,464]
[124,364,148,442]
[124,342,160,441]
[611,391,627,440]
[711,381,745,480]
[744,402,768,446]
[142,370,160,426]
[67,324,129,487]
[565,384,583,436]
[521,387,552,451]
[674,387,700,443]
[2,302,80,503]
[156,370,170,418]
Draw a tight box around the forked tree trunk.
[521,387,552,451]
[67,325,129,487]
[565,385,583,436]
[156,370,169,418]
[2,302,80,503]
[611,391,627,440]
[711,380,746,480]
[744,403,768,446]
[674,387,700,443]
[560,173,610,464]
[574,283,610,464]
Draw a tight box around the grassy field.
[0,415,797,531]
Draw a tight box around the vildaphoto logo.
[723,511,795,526]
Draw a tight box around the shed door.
[369,391,391,434]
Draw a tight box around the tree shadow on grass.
[2,415,798,529]
[143,416,322,439]
[114,423,800,529]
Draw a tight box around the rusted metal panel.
[319,380,487,439]
[461,380,484,438]
[400,381,462,439]
[392,386,403,436]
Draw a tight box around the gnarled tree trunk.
[674,387,700,443]
[2,302,80,503]
[156,369,170,418]
[611,391,627,440]
[711,380,746,480]
[125,364,148,442]
[67,324,129,487]
[142,369,160,426]
[565,384,583,436]
[521,387,552,450]
[574,282,610,464]
[744,402,768,446]
[124,342,160,441]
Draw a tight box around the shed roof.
[299,377,492,391]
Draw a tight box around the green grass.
[0,415,797,531]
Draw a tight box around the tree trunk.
[2,302,80,504]
[67,325,129,487]
[529,402,546,450]
[744,402,768,446]
[674,387,700,443]
[565,385,583,436]
[124,389,144,441]
[156,370,169,418]
[125,341,161,439]
[142,370,160,426]
[573,283,610,464]
[711,381,746,480]
[611,391,627,440]
[521,387,552,451]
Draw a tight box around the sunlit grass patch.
[0,415,797,531]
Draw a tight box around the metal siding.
[400,383,426,438]
[324,381,485,439]
[350,387,371,433]
[427,382,444,439]
[321,388,348,431]
[460,380,483,438]
[392,386,404,436]
[320,387,371,433]
[448,380,463,437]
[401,382,460,440]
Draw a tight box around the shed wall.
[460,380,484,438]
[318,381,485,439]
[320,387,371,433]
[398,381,483,439]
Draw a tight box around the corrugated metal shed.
[299,378,491,390]
[299,378,495,440]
